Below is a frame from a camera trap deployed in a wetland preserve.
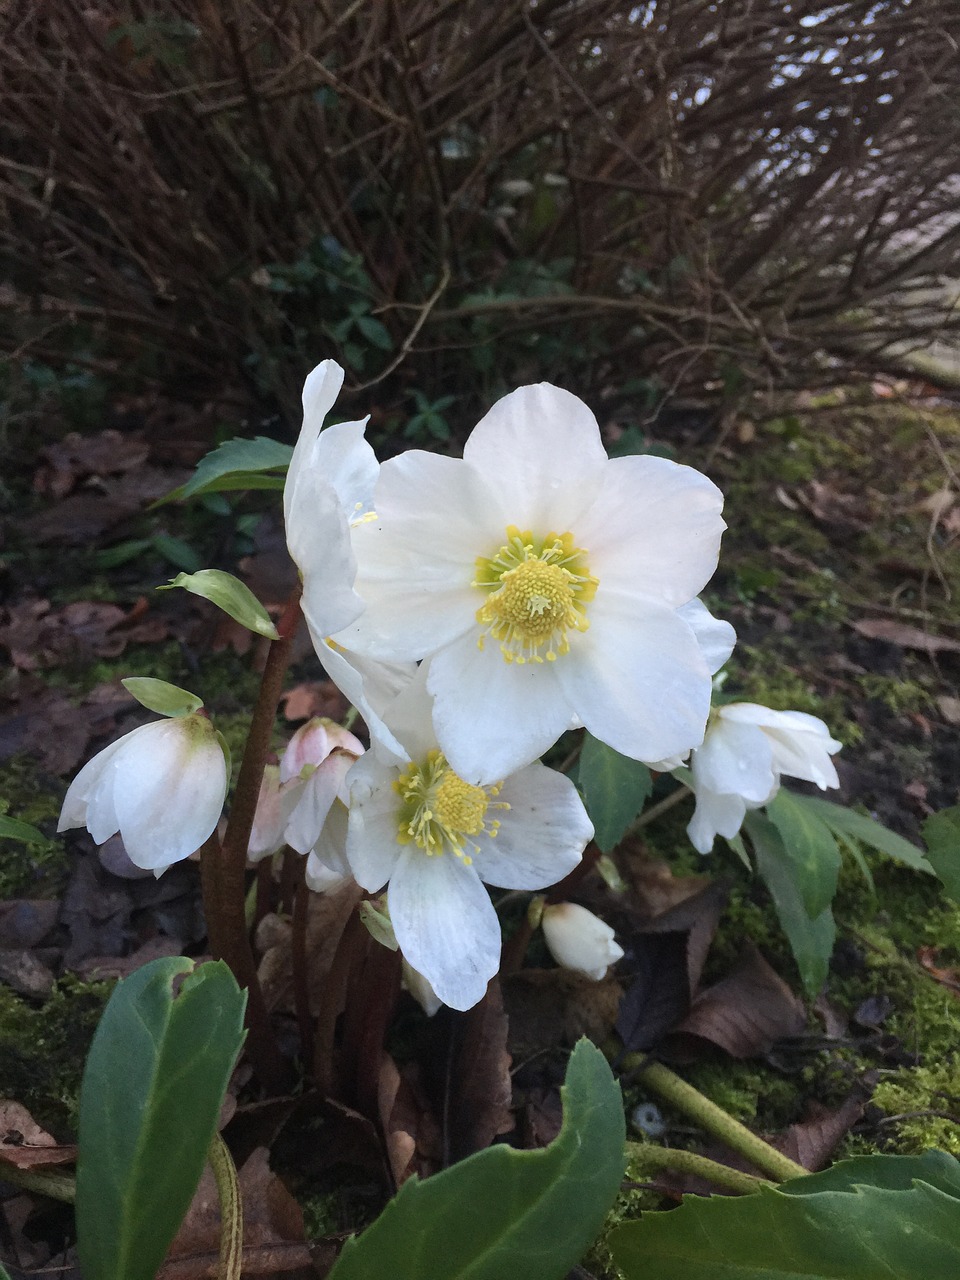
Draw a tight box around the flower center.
[393,749,507,863]
[473,526,598,663]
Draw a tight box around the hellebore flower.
[58,713,228,874]
[280,717,364,858]
[247,764,301,862]
[284,360,378,642]
[687,703,842,854]
[338,382,726,782]
[541,902,624,980]
[344,667,594,1011]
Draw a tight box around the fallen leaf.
[33,430,150,499]
[777,1094,865,1171]
[616,932,691,1053]
[851,617,960,654]
[503,969,623,1061]
[796,480,872,532]
[0,900,59,948]
[918,945,960,993]
[280,682,350,724]
[159,1147,313,1279]
[667,943,806,1059]
[0,1101,76,1170]
[378,1055,443,1185]
[0,949,55,998]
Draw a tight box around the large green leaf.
[796,794,930,872]
[76,957,247,1280]
[158,436,293,504]
[746,813,835,995]
[610,1152,960,1279]
[765,790,841,918]
[577,734,652,852]
[923,806,960,901]
[328,1039,625,1280]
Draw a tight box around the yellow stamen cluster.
[393,749,508,863]
[473,526,597,664]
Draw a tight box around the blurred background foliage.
[2,0,960,432]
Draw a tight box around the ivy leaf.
[76,957,247,1280]
[610,1152,960,1279]
[157,436,293,504]
[765,790,841,918]
[923,806,960,901]
[577,734,652,852]
[327,1039,625,1280]
[746,812,835,996]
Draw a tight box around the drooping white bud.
[541,902,624,981]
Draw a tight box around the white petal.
[248,768,305,862]
[388,848,500,1011]
[284,762,345,854]
[678,599,737,675]
[345,757,403,891]
[304,800,353,890]
[289,474,365,639]
[470,763,591,889]
[427,633,575,785]
[314,419,378,515]
[687,787,748,854]
[719,704,841,790]
[111,719,227,871]
[283,359,345,530]
[692,718,776,805]
[555,595,712,764]
[316,640,415,763]
[342,452,503,661]
[574,455,726,608]
[462,384,609,529]
[58,730,135,833]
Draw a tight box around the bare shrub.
[3,1,960,419]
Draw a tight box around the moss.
[0,977,111,1139]
[872,1064,960,1155]
[855,675,934,717]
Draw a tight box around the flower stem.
[626,1141,775,1195]
[200,585,302,1093]
[632,783,691,830]
[209,1133,243,1280]
[291,857,314,1069]
[624,1058,808,1183]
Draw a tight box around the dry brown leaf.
[851,617,960,654]
[378,1054,443,1185]
[0,1101,76,1170]
[667,943,805,1059]
[444,978,514,1162]
[34,430,150,498]
[503,969,624,1061]
[159,1147,313,1279]
[280,682,351,724]
[777,1095,865,1171]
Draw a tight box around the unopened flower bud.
[541,902,624,981]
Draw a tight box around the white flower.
[338,382,725,783]
[402,960,443,1017]
[58,713,228,874]
[315,639,416,761]
[344,666,595,1011]
[280,717,364,857]
[284,360,379,642]
[687,703,843,854]
[541,902,624,980]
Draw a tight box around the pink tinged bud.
[541,902,624,981]
[248,765,305,862]
[58,713,228,875]
[279,717,364,783]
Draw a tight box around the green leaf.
[0,814,45,843]
[578,734,652,852]
[159,569,280,640]
[798,794,931,872]
[328,1039,625,1280]
[76,957,247,1280]
[151,532,202,573]
[765,790,842,918]
[610,1152,960,1279]
[923,806,960,901]
[746,813,835,995]
[355,314,393,351]
[121,677,203,718]
[780,1151,960,1199]
[157,436,293,504]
